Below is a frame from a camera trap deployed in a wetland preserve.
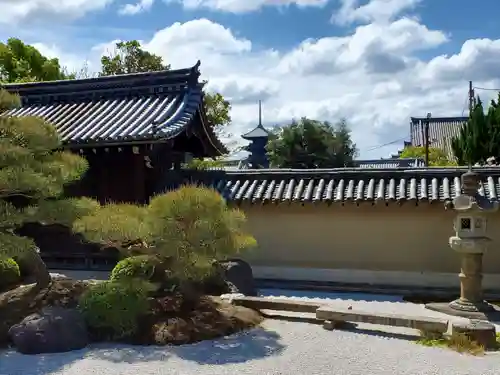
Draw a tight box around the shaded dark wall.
[20,146,148,270]
[16,223,119,270]
[66,147,147,204]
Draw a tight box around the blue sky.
[1,0,500,158]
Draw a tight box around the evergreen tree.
[266,117,358,168]
[451,96,500,165]
[0,90,99,288]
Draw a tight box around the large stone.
[216,259,257,296]
[8,306,88,354]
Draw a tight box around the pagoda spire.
[258,99,262,126]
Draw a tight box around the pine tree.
[0,89,99,288]
[451,97,494,165]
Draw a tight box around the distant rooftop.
[241,124,270,139]
[410,116,467,159]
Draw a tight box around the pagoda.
[241,100,270,168]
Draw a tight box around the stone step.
[316,306,449,333]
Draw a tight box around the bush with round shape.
[0,257,21,289]
[77,280,153,340]
[110,255,171,284]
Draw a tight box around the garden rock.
[8,306,88,354]
[217,259,257,296]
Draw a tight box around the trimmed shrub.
[110,255,170,284]
[147,186,257,281]
[77,280,153,340]
[0,257,21,289]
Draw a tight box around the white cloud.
[31,43,99,76]
[332,0,421,25]
[164,0,328,13]
[145,19,252,55]
[119,0,154,15]
[11,2,500,158]
[0,0,114,24]
[276,18,448,76]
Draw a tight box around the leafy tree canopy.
[183,158,224,170]
[266,117,358,168]
[99,40,169,76]
[399,146,457,166]
[0,38,74,83]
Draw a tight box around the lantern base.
[426,300,500,320]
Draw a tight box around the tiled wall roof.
[410,117,467,159]
[174,167,500,205]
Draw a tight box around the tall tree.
[266,117,358,168]
[0,90,99,288]
[99,40,232,135]
[0,38,74,83]
[99,40,168,76]
[399,146,457,166]
[451,96,500,165]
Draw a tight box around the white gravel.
[2,292,500,375]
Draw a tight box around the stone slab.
[426,302,500,321]
[230,296,321,313]
[316,306,449,332]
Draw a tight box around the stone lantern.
[427,169,499,319]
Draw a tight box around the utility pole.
[424,112,431,167]
[469,81,474,115]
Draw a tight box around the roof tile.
[175,168,500,205]
[3,94,196,143]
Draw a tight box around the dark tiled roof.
[1,62,226,153]
[355,158,425,169]
[410,117,467,159]
[241,124,270,139]
[175,167,500,205]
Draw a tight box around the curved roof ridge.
[1,61,201,100]
[217,166,500,177]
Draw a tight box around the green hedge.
[77,280,153,340]
[110,255,170,284]
[0,257,21,289]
